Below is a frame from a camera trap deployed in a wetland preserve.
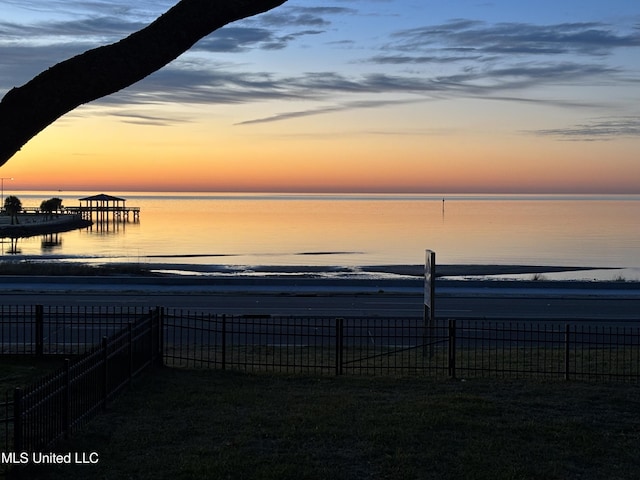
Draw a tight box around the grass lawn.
[0,357,64,392]
[19,367,640,480]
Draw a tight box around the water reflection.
[0,193,638,270]
[41,233,62,250]
[85,217,132,235]
[0,210,140,255]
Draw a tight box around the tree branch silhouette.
[0,0,287,167]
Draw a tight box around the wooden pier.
[65,193,140,222]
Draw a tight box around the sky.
[0,0,639,193]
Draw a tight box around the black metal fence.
[0,305,148,356]
[2,306,640,474]
[3,307,639,381]
[447,319,640,382]
[164,312,448,375]
[2,308,162,461]
[161,311,640,381]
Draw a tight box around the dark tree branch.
[0,0,287,167]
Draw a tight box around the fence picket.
[13,388,23,453]
[565,324,571,381]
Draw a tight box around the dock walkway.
[65,205,140,220]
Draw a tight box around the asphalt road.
[2,280,640,354]
[3,289,640,322]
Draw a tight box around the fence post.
[221,315,227,371]
[149,310,155,367]
[102,336,108,411]
[13,388,23,453]
[157,307,165,367]
[128,322,133,385]
[448,319,457,379]
[564,324,570,381]
[35,304,44,357]
[63,359,70,439]
[150,307,164,367]
[336,318,344,376]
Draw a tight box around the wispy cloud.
[0,16,144,38]
[257,6,356,27]
[532,116,640,140]
[89,60,621,126]
[235,98,422,125]
[0,3,346,93]
[108,111,192,127]
[378,20,640,62]
[2,0,171,21]
[2,3,639,128]
[195,27,324,53]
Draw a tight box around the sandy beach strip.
[0,259,620,279]
[141,262,611,278]
[361,264,614,277]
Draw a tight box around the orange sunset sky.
[1,0,639,193]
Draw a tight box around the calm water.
[2,192,639,279]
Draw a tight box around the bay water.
[2,192,639,280]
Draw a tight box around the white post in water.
[424,250,436,357]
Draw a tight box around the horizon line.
[5,188,640,196]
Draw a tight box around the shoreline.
[0,259,638,285]
[0,259,621,278]
[0,260,638,298]
[117,262,637,282]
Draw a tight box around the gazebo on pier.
[68,193,140,222]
